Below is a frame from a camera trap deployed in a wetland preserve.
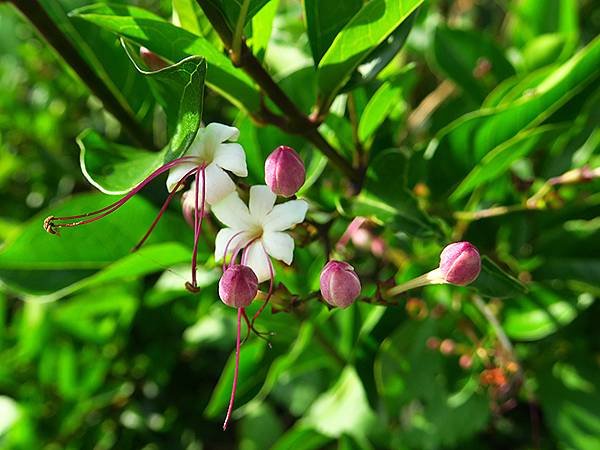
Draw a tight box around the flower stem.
[223,307,243,431]
[9,0,154,150]
[386,268,445,297]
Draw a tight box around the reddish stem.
[190,164,207,289]
[132,166,198,252]
[251,243,274,325]
[223,307,243,431]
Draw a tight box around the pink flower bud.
[439,242,481,286]
[319,260,361,308]
[140,46,168,71]
[265,146,305,197]
[181,188,209,228]
[219,265,258,308]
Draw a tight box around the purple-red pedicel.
[320,260,361,308]
[218,264,258,431]
[264,145,305,197]
[439,241,481,286]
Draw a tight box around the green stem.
[194,0,361,185]
[232,0,250,63]
[10,0,154,150]
[472,295,513,355]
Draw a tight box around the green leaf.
[521,33,577,71]
[426,35,600,195]
[450,124,568,201]
[52,284,138,343]
[0,193,189,296]
[79,49,206,194]
[357,80,402,142]
[203,0,270,30]
[432,26,515,104]
[538,361,600,450]
[172,0,202,34]
[342,9,418,92]
[249,0,279,60]
[71,4,260,114]
[317,0,423,109]
[204,340,267,418]
[301,366,377,439]
[304,0,362,65]
[271,426,331,450]
[353,150,441,238]
[40,0,155,127]
[470,256,527,299]
[502,284,594,340]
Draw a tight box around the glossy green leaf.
[358,81,402,142]
[538,361,600,450]
[249,0,279,60]
[426,36,600,195]
[302,366,377,438]
[503,284,593,340]
[203,0,270,30]
[432,26,515,103]
[304,0,362,65]
[71,4,260,114]
[172,0,202,34]
[0,193,189,296]
[342,9,417,92]
[353,150,441,238]
[204,340,267,417]
[470,256,527,299]
[450,124,567,201]
[40,0,155,127]
[317,0,423,109]
[522,33,577,71]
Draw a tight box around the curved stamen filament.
[222,230,246,271]
[132,166,198,252]
[46,156,200,232]
[187,164,207,292]
[223,306,243,431]
[251,243,275,325]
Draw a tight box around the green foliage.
[0,1,599,449]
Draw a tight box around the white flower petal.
[263,199,308,232]
[185,127,209,159]
[166,162,197,192]
[206,122,240,143]
[196,163,235,205]
[213,143,247,177]
[262,231,294,265]
[243,241,273,283]
[214,228,253,261]
[249,185,276,220]
[211,190,254,229]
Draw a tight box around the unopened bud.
[319,260,361,308]
[219,265,258,308]
[140,46,168,71]
[265,146,305,197]
[439,241,481,286]
[181,188,209,228]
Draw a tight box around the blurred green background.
[1,0,599,449]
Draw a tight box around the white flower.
[212,186,308,282]
[166,122,247,205]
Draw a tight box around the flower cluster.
[44,121,483,431]
[44,122,309,429]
